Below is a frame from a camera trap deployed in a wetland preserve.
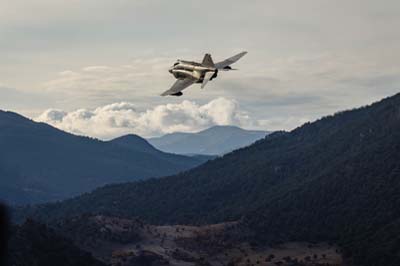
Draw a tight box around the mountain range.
[148,125,268,155]
[20,92,400,266]
[0,110,210,205]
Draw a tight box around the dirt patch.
[58,215,344,266]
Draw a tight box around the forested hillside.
[0,111,209,205]
[6,219,105,266]
[19,93,400,266]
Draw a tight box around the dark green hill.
[110,134,161,154]
[19,93,400,266]
[6,219,105,266]
[0,111,208,205]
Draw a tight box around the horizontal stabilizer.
[220,66,238,71]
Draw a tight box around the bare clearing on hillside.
[57,215,343,266]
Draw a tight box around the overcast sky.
[1,0,400,138]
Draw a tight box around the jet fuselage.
[168,60,218,83]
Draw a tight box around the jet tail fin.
[202,53,215,68]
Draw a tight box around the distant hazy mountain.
[0,110,209,205]
[148,125,269,155]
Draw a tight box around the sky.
[1,0,400,139]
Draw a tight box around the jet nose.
[168,67,173,74]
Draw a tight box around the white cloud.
[35,98,262,139]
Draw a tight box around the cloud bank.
[36,98,260,139]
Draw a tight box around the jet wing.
[215,51,247,70]
[161,78,195,96]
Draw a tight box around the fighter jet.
[161,51,247,96]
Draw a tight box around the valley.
[7,93,400,266]
[16,92,400,266]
